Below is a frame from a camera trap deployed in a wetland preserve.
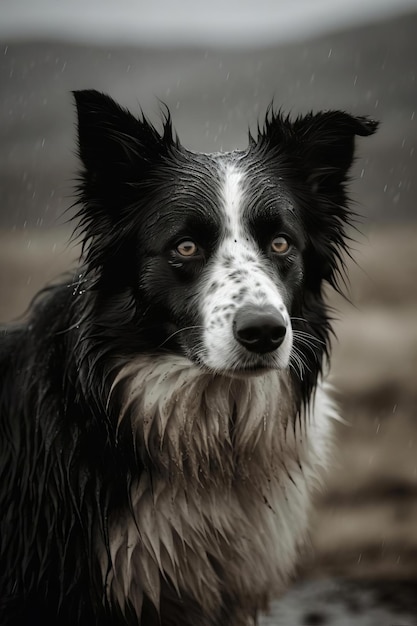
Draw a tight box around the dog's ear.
[291,111,378,190]
[72,92,177,275]
[73,90,174,181]
[260,109,378,191]
[260,109,378,293]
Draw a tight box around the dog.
[0,90,377,626]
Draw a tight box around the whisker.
[292,330,326,347]
[290,316,310,324]
[292,334,322,360]
[156,325,205,349]
[290,346,312,378]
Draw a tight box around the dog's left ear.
[261,110,378,292]
[262,110,378,191]
[291,111,378,189]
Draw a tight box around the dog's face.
[74,90,377,382]
[134,154,300,374]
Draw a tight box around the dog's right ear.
[72,91,177,274]
[73,90,174,181]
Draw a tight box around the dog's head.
[74,90,377,394]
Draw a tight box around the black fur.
[0,90,377,625]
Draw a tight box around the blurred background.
[1,1,417,623]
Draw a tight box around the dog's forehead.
[219,153,297,227]
[183,147,296,216]
[145,146,298,240]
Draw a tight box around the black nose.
[233,305,287,354]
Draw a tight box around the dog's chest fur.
[99,356,334,618]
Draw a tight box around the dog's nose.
[233,305,287,354]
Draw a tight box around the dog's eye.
[271,236,291,255]
[176,240,199,257]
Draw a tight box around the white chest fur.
[99,356,335,618]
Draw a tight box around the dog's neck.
[111,354,299,484]
[102,355,327,617]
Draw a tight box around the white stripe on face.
[199,163,293,373]
[221,167,244,237]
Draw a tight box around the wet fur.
[0,91,377,625]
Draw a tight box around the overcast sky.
[2,0,417,46]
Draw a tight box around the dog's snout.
[233,305,287,354]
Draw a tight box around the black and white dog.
[0,91,377,626]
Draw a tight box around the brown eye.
[176,240,198,257]
[271,235,290,255]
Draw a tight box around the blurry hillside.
[1,11,416,229]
